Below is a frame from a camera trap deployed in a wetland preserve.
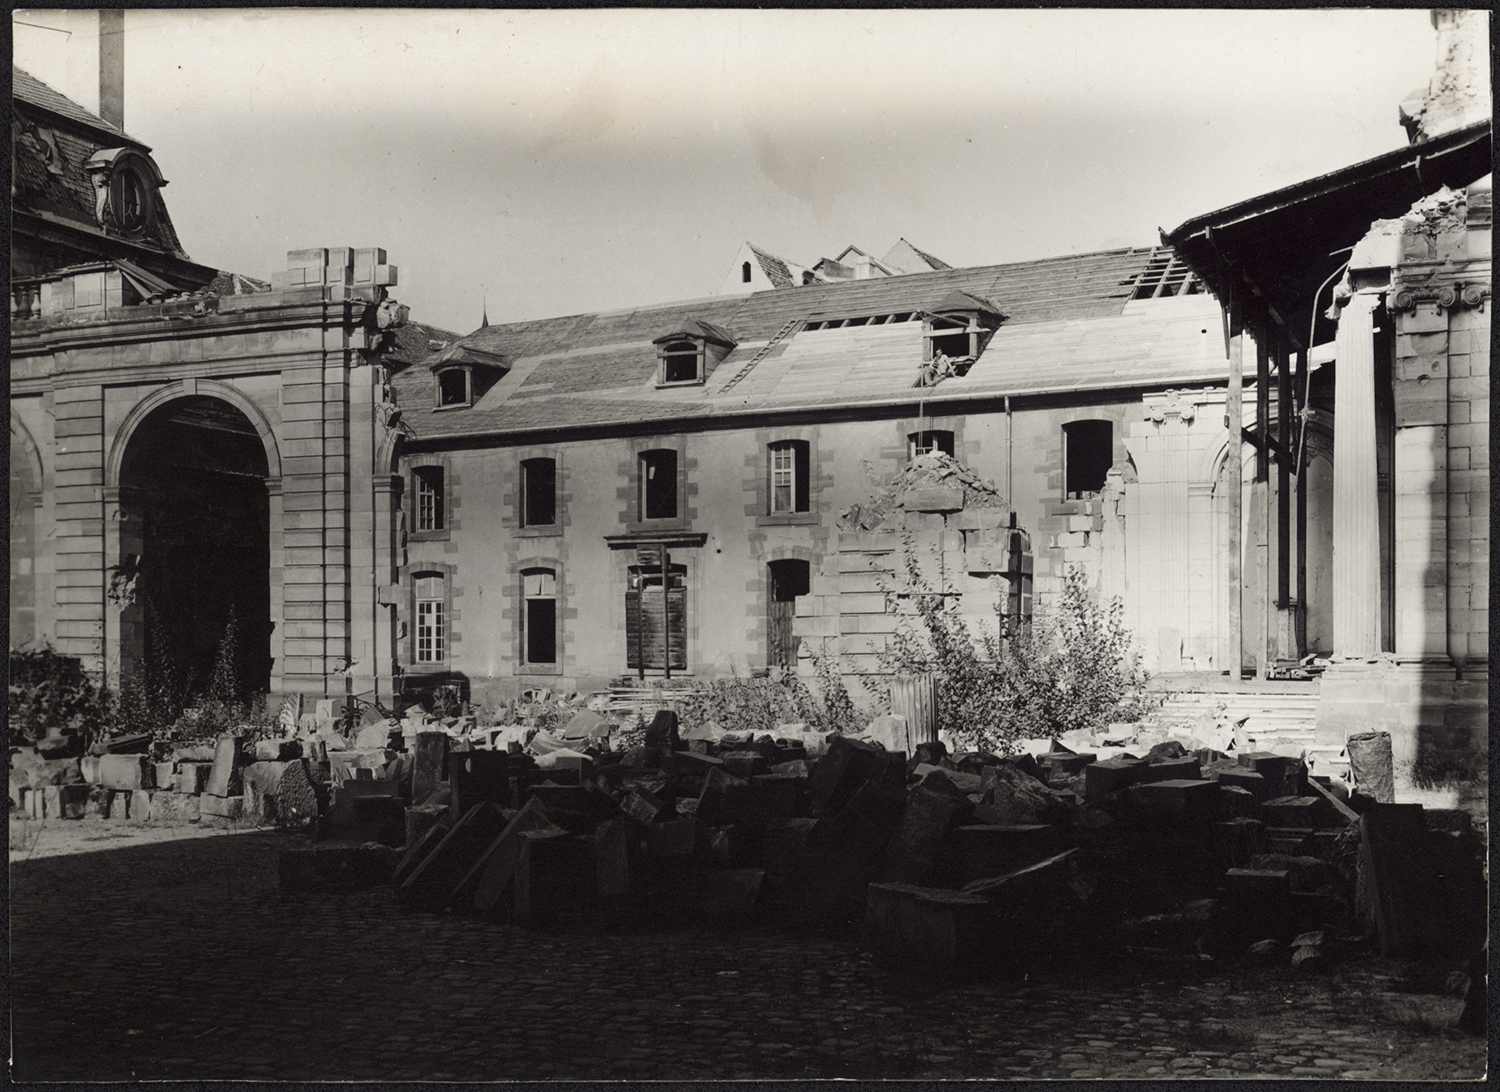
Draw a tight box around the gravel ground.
[9,815,1488,1082]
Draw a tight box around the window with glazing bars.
[414,573,446,662]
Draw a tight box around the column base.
[1315,658,1487,808]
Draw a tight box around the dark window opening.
[520,457,557,527]
[522,568,558,666]
[1063,420,1113,498]
[110,168,150,234]
[437,368,470,407]
[909,430,955,459]
[639,449,678,521]
[768,440,811,514]
[660,340,702,384]
[413,466,445,531]
[767,559,810,671]
[742,261,752,283]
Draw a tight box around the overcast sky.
[14,8,1443,336]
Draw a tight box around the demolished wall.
[793,453,1030,691]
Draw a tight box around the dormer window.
[424,342,509,409]
[921,290,1004,374]
[436,366,472,408]
[82,148,166,240]
[660,341,704,385]
[653,319,736,388]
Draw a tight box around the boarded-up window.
[626,564,686,670]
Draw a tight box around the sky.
[13,8,1444,336]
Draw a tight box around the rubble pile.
[839,451,1010,533]
[12,699,1485,992]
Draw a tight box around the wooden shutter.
[626,567,686,670]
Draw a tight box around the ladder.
[718,317,804,393]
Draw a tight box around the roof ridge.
[12,64,145,147]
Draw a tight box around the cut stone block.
[938,824,1059,885]
[808,736,904,813]
[274,759,322,831]
[1039,752,1095,777]
[154,761,177,789]
[1209,817,1264,870]
[916,764,986,794]
[621,788,664,826]
[1221,867,1293,945]
[200,793,244,819]
[98,754,153,792]
[129,789,153,823]
[513,829,593,927]
[1137,756,1202,783]
[107,789,131,820]
[205,734,242,797]
[1215,767,1267,801]
[1085,757,1147,802]
[42,785,61,817]
[412,731,448,806]
[176,762,214,795]
[1216,784,1257,820]
[279,843,401,893]
[404,803,448,848]
[56,786,90,816]
[393,812,454,886]
[1130,778,1219,821]
[720,750,768,780]
[1237,751,1305,798]
[150,791,200,823]
[1261,796,1322,829]
[80,756,102,785]
[789,780,907,923]
[865,883,995,981]
[401,801,507,911]
[882,773,969,885]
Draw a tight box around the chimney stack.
[99,10,125,131]
[1398,8,1490,143]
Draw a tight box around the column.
[1331,293,1382,658]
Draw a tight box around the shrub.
[7,646,109,749]
[877,534,1156,753]
[676,657,867,738]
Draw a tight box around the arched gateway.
[110,390,280,698]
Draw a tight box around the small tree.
[878,534,1156,752]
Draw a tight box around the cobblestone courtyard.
[9,819,1486,1082]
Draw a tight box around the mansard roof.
[392,245,1222,442]
[13,66,198,276]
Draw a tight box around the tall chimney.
[99,9,125,131]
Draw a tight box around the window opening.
[768,440,811,514]
[522,568,558,666]
[520,457,557,527]
[742,261,752,283]
[660,340,702,385]
[908,430,955,459]
[413,466,445,531]
[639,449,678,521]
[437,368,470,407]
[414,573,446,663]
[767,559,810,672]
[626,563,687,672]
[1063,420,1113,498]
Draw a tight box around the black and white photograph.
[9,6,1490,1082]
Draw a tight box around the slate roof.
[747,244,799,289]
[13,66,192,264]
[391,245,1226,443]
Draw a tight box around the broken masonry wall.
[1316,182,1490,797]
[799,452,1025,700]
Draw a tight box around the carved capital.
[1144,389,1200,424]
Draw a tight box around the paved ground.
[9,816,1487,1082]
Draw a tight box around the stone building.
[10,66,456,705]
[10,11,1489,796]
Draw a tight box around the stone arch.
[106,378,281,488]
[10,412,44,494]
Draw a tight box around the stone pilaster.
[1330,292,1382,658]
